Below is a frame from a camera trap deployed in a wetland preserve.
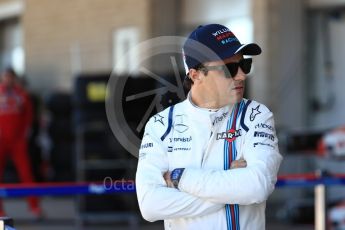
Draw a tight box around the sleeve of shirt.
[23,91,33,133]
[18,87,33,138]
[136,115,224,222]
[178,108,283,205]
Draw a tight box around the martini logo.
[216,129,242,142]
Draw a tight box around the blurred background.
[1,0,345,229]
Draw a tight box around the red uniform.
[0,83,40,215]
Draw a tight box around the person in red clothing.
[0,67,42,218]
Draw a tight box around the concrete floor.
[3,197,314,230]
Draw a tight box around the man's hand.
[163,171,174,188]
[230,157,247,169]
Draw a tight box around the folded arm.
[175,112,283,205]
[136,117,224,222]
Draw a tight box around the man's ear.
[188,69,201,83]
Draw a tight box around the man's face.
[1,71,16,87]
[199,53,248,107]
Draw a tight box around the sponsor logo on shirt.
[216,129,242,142]
[212,112,229,126]
[174,114,189,133]
[167,136,192,152]
[169,136,192,143]
[254,131,275,141]
[153,114,164,126]
[167,146,191,152]
[140,142,153,149]
[255,123,274,131]
[250,105,261,121]
[253,142,274,148]
[0,93,23,114]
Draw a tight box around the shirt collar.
[184,92,233,126]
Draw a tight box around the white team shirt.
[136,95,282,230]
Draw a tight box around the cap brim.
[235,43,262,56]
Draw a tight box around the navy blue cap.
[183,24,261,74]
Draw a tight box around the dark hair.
[183,63,207,91]
[4,67,17,77]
